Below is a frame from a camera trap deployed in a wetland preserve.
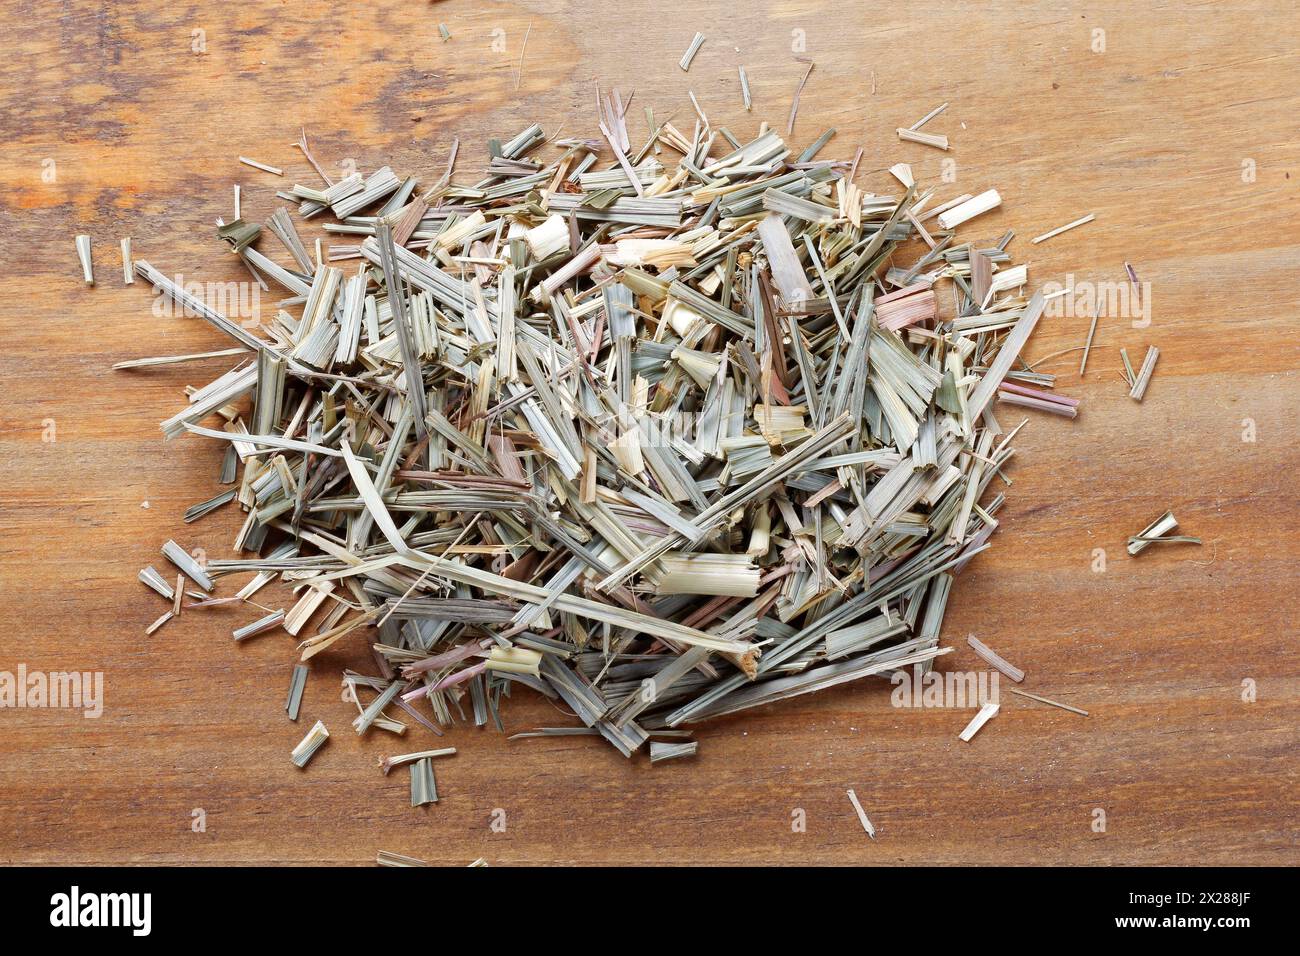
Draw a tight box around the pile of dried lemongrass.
[117,92,1067,777]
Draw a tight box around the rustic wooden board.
[1,0,1297,865]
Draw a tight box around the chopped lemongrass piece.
[410,757,438,806]
[936,189,1001,229]
[1079,311,1099,376]
[291,720,330,768]
[845,789,876,839]
[1129,345,1159,401]
[485,646,543,677]
[1128,510,1177,555]
[285,664,309,721]
[233,609,286,642]
[183,489,236,523]
[138,566,175,601]
[1120,347,1136,387]
[966,635,1025,682]
[377,851,428,867]
[1009,688,1088,717]
[75,234,94,285]
[161,540,213,592]
[909,102,949,130]
[679,32,705,71]
[649,741,698,763]
[380,748,457,775]
[1127,509,1200,553]
[896,127,949,150]
[657,554,760,597]
[959,702,1000,742]
[120,237,133,284]
[239,156,283,176]
[1031,213,1095,244]
[787,58,814,135]
[1131,533,1202,547]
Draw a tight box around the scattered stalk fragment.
[1129,345,1159,401]
[649,740,698,763]
[679,32,705,71]
[377,851,428,867]
[1079,310,1099,376]
[239,156,283,176]
[845,789,876,839]
[291,720,330,768]
[966,635,1025,682]
[75,234,93,285]
[1031,213,1094,245]
[1128,510,1200,555]
[1009,688,1088,717]
[285,663,309,721]
[410,757,438,806]
[958,701,999,741]
[896,127,948,150]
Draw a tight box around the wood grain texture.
[1,0,1297,866]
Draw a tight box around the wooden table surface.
[2,0,1297,866]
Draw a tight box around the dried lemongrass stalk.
[896,127,948,150]
[138,566,175,601]
[233,609,285,642]
[650,741,698,763]
[1127,510,1178,555]
[285,664,309,721]
[410,757,438,806]
[1129,345,1159,401]
[845,789,876,839]
[657,554,761,597]
[75,234,94,285]
[1009,688,1088,717]
[1128,509,1200,554]
[161,540,213,592]
[679,32,705,71]
[291,720,329,768]
[909,102,948,130]
[1079,310,1099,376]
[937,189,1001,230]
[997,382,1078,419]
[239,156,283,176]
[958,702,999,741]
[380,748,457,775]
[966,635,1025,682]
[1031,213,1094,244]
